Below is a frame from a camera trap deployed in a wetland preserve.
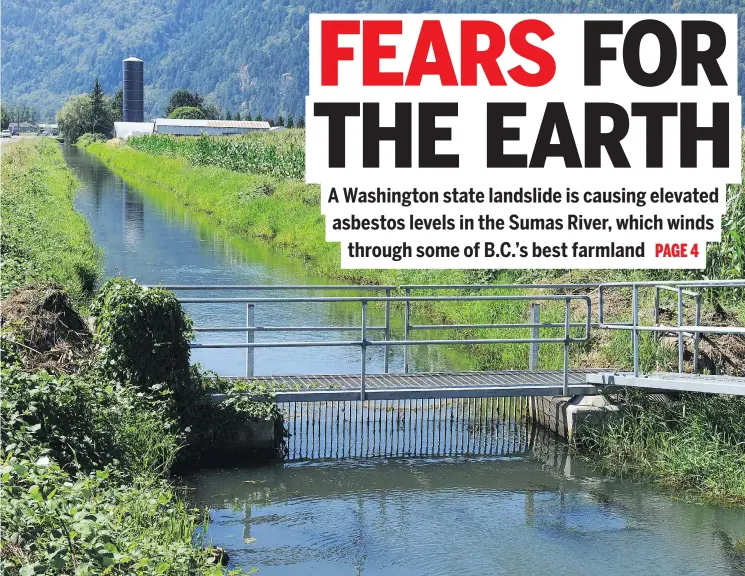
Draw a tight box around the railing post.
[653,286,660,341]
[694,293,701,373]
[632,284,639,377]
[360,300,367,402]
[384,288,391,374]
[598,285,604,325]
[678,287,684,373]
[563,298,570,396]
[245,303,254,378]
[403,287,410,373]
[529,303,540,371]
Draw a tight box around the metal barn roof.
[154,119,271,129]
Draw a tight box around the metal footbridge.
[150,280,745,401]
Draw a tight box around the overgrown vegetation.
[0,140,280,573]
[1,138,100,303]
[577,390,745,506]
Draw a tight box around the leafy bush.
[168,106,206,120]
[0,454,223,575]
[76,132,108,146]
[91,279,193,394]
[0,363,181,477]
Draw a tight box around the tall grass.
[577,390,745,505]
[1,138,101,303]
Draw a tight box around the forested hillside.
[2,1,743,121]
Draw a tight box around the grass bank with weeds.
[1,138,100,303]
[577,390,745,506]
[0,138,278,574]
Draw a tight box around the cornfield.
[128,130,306,180]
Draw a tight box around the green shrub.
[91,278,193,395]
[0,454,222,575]
[76,132,108,147]
[168,106,206,120]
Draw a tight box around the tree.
[225,110,232,120]
[200,101,220,120]
[90,76,114,135]
[286,114,294,128]
[255,113,262,121]
[168,106,205,120]
[277,114,285,127]
[57,94,93,143]
[244,111,252,121]
[0,105,9,130]
[296,115,305,128]
[166,90,204,116]
[235,111,241,121]
[112,88,123,122]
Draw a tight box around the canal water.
[63,145,745,575]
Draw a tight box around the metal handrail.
[174,279,744,397]
[598,279,745,375]
[182,293,591,399]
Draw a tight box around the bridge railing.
[157,286,592,400]
[151,285,395,374]
[597,279,745,376]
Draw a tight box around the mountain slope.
[2,0,743,120]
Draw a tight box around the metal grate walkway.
[233,369,604,402]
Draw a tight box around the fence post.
[245,303,254,378]
[529,303,540,371]
[694,293,701,373]
[678,287,684,373]
[653,286,660,341]
[404,287,410,373]
[360,300,367,402]
[632,284,639,377]
[384,288,391,374]
[563,298,570,396]
[598,285,604,325]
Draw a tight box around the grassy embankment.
[0,139,258,575]
[83,132,745,506]
[1,138,100,303]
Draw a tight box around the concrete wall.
[530,395,621,440]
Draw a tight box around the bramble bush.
[91,278,193,394]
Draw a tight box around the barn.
[153,118,271,136]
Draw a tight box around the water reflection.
[62,145,460,377]
[186,428,745,576]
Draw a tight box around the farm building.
[114,121,155,140]
[153,118,270,136]
[9,122,37,133]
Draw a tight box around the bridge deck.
[588,372,745,396]
[238,369,604,402]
